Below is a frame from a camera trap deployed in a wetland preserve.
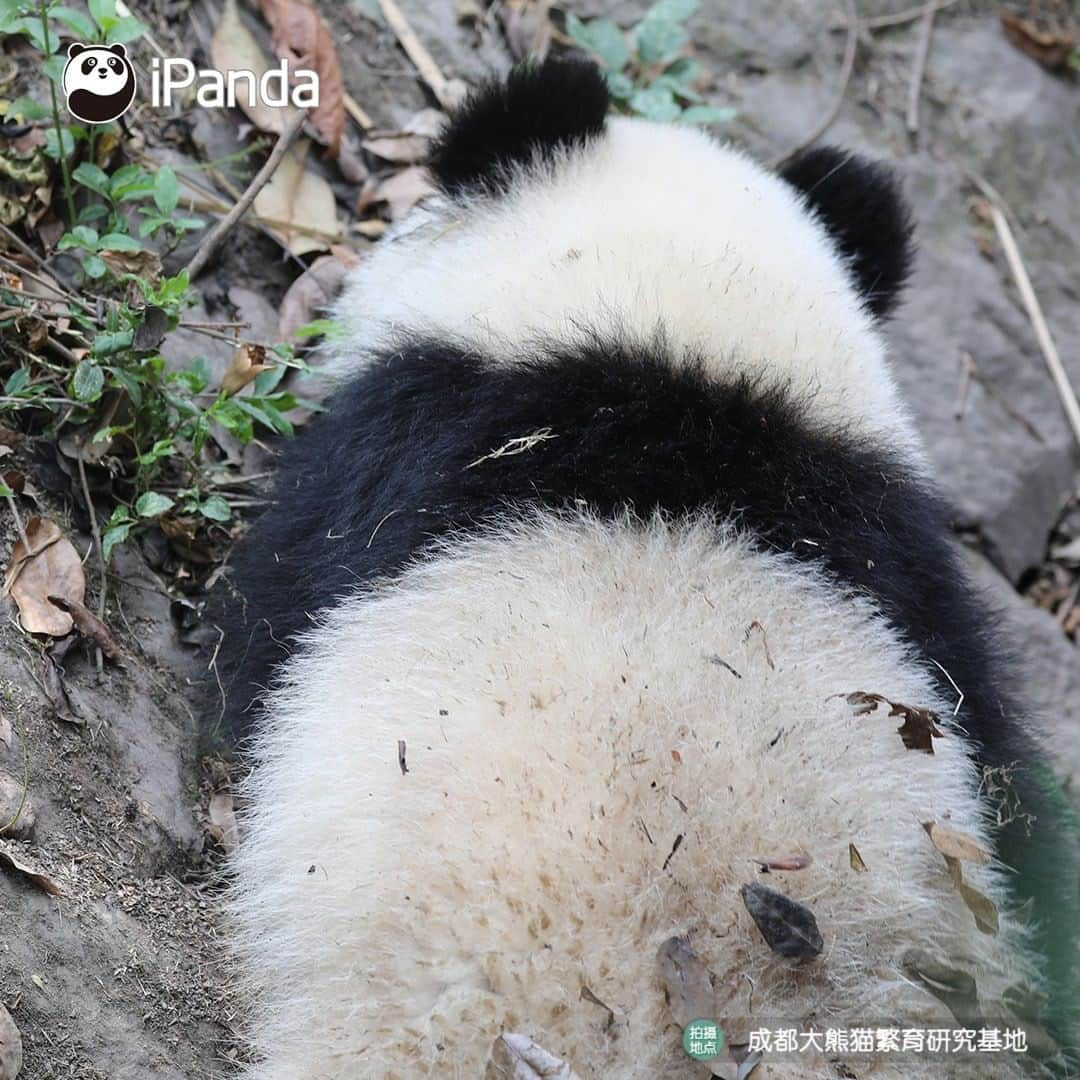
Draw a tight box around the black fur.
[429,58,609,197]
[215,343,1077,1043]
[781,147,915,320]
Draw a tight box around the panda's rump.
[233,513,1024,1079]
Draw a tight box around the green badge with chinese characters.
[682,1018,724,1061]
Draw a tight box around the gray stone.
[0,772,34,841]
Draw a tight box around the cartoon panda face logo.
[62,43,137,124]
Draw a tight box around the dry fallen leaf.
[362,108,444,164]
[2,517,85,637]
[848,842,868,872]
[0,714,10,750]
[222,344,271,396]
[40,638,83,725]
[485,1032,581,1079]
[0,839,62,896]
[208,791,240,855]
[0,1002,21,1080]
[498,0,554,61]
[368,165,436,221]
[259,0,345,156]
[957,879,999,935]
[902,948,982,1026]
[657,936,716,1028]
[99,246,162,282]
[922,821,990,865]
[277,252,354,343]
[1000,10,1075,70]
[842,691,944,753]
[253,140,340,256]
[46,595,121,663]
[740,881,823,959]
[213,0,298,136]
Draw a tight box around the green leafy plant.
[0,0,312,566]
[565,0,735,125]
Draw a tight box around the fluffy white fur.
[330,118,922,458]
[233,514,1027,1079]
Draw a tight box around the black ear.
[429,58,609,198]
[780,147,915,320]
[67,42,86,58]
[108,43,128,57]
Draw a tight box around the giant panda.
[216,59,1078,1079]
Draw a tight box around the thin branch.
[344,93,375,131]
[905,2,937,135]
[0,222,45,266]
[378,0,462,111]
[5,493,29,552]
[967,172,1080,446]
[770,0,858,168]
[76,450,106,675]
[185,108,308,281]
[830,0,960,32]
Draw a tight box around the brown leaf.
[922,821,990,865]
[41,637,83,725]
[957,879,999,935]
[499,0,554,61]
[370,165,436,220]
[46,595,121,662]
[892,703,944,753]
[2,517,85,637]
[221,344,271,396]
[657,936,716,1027]
[753,852,812,873]
[1000,11,1075,70]
[213,0,299,137]
[902,948,982,1025]
[485,1032,581,1079]
[277,253,353,343]
[362,108,444,164]
[259,0,345,156]
[0,839,63,896]
[99,246,162,282]
[0,1001,22,1080]
[208,790,240,855]
[253,140,340,255]
[848,842,868,872]
[841,691,944,752]
[740,881,822,959]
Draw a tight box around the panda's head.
[63,43,136,124]
[334,58,918,451]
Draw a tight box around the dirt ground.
[1,1,1078,1078]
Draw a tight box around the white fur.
[234,514,1027,1079]
[331,119,922,459]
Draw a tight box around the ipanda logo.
[64,43,319,125]
[63,42,137,124]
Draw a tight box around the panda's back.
[231,513,1022,1079]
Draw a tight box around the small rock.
[0,1003,22,1080]
[0,773,34,841]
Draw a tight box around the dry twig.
[830,0,960,32]
[770,0,858,167]
[906,2,938,135]
[76,449,107,675]
[967,172,1080,446]
[378,0,463,111]
[185,108,308,280]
